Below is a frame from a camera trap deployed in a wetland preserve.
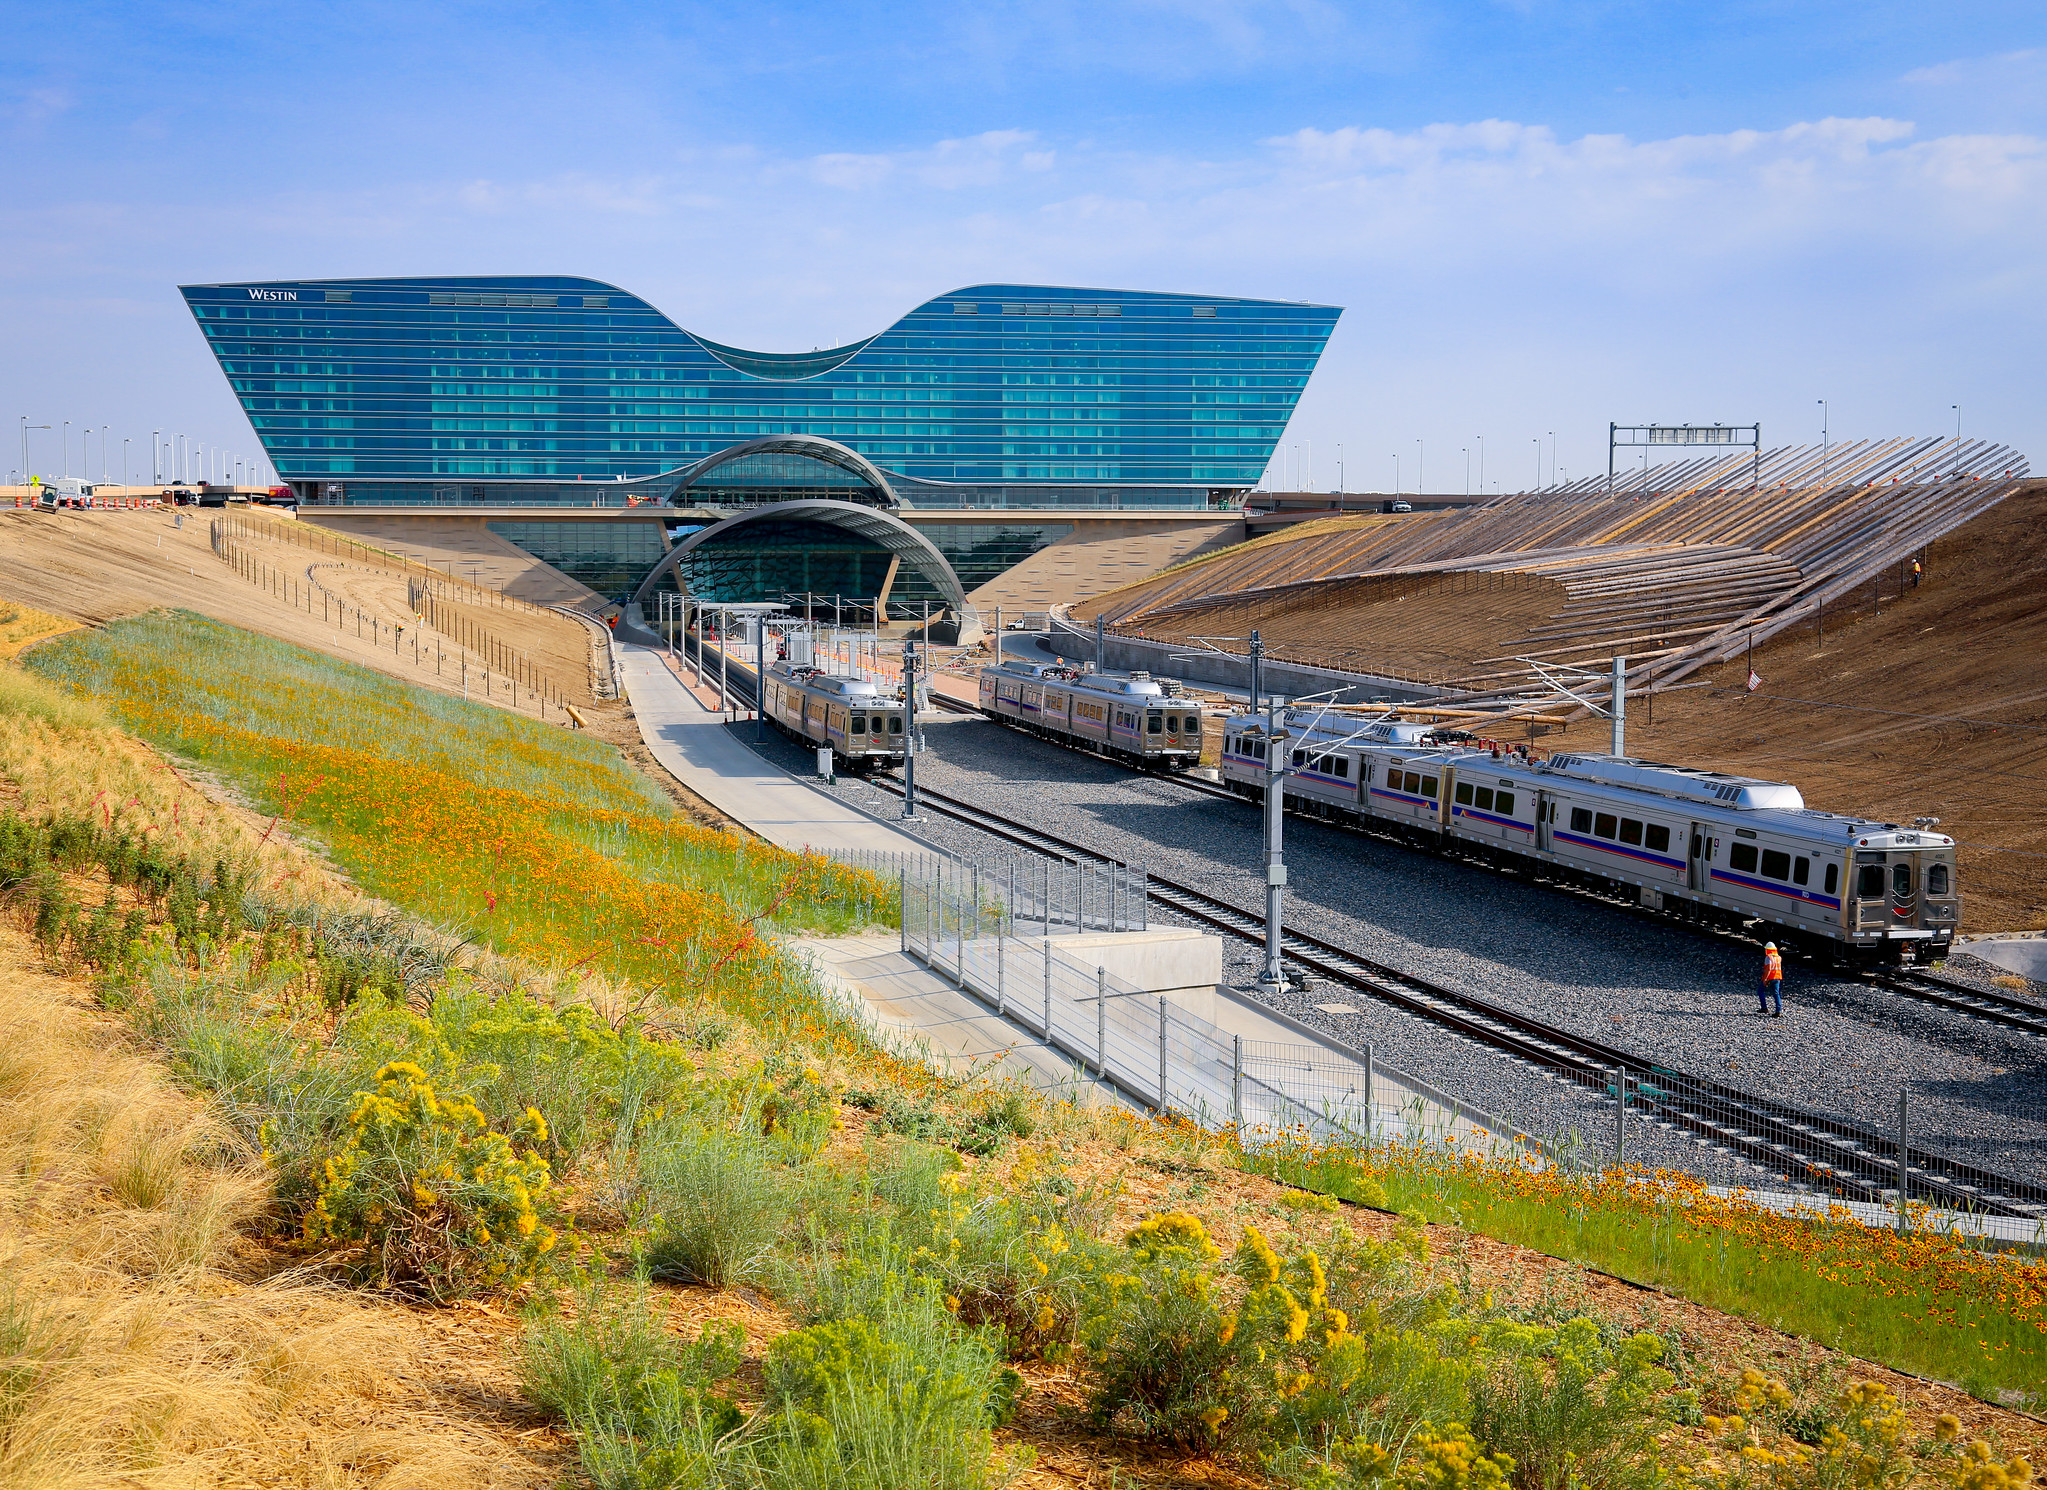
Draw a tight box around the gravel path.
[726,716,2047,1192]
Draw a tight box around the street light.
[1462,447,1469,496]
[1389,453,1399,495]
[1532,438,1540,492]
[1952,404,1961,479]
[1547,430,1556,488]
[61,420,70,477]
[152,429,160,482]
[1415,438,1423,498]
[1817,400,1829,488]
[19,419,51,486]
[1475,435,1484,494]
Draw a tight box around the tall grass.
[1255,1141,2047,1408]
[26,610,896,1041]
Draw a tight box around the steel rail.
[862,772,2047,1217]
[960,707,2047,1048]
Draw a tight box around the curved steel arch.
[668,436,899,507]
[631,499,971,616]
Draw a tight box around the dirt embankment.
[1582,484,2047,932]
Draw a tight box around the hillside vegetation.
[1,610,2042,1488]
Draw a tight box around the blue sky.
[5,1,2043,490]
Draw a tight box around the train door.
[1851,851,1889,935]
[1687,822,1711,892]
[1534,791,1553,852]
[1888,852,1920,931]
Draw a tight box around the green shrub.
[1466,1318,1675,1490]
[640,1126,794,1287]
[878,1147,1106,1361]
[522,1277,743,1428]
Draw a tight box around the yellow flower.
[1200,1406,1229,1433]
[1936,1415,1962,1443]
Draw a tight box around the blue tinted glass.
[182,278,1340,503]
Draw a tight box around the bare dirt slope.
[1572,484,2047,931]
[303,511,605,608]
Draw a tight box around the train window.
[1148,716,1162,733]
[1760,849,1790,880]
[1571,807,1593,833]
[1892,862,1914,898]
[889,717,903,734]
[1825,862,1839,895]
[850,717,867,734]
[1729,843,1759,872]
[1475,787,1495,810]
[1792,857,1810,885]
[1421,776,1439,798]
[1594,813,1618,839]
[1334,758,1349,779]
[1927,863,1950,896]
[1857,864,1884,898]
[1293,750,1306,766]
[1455,782,1474,805]
[1398,771,1415,793]
[1619,818,1643,846]
[1645,824,1669,852]
[1497,792,1516,816]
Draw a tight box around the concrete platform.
[615,641,933,856]
[790,934,1128,1106]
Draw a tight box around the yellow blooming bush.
[898,1157,1099,1361]
[304,1060,560,1298]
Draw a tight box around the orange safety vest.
[1762,948,1782,981]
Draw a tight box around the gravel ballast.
[726,714,2047,1192]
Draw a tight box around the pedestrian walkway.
[790,934,1127,1105]
[614,641,933,856]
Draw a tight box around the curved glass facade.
[179,276,1340,502]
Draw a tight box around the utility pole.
[900,640,921,820]
[1610,655,1627,756]
[1248,628,1263,722]
[1258,694,1290,994]
[755,617,769,740]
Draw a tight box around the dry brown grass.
[0,920,562,1489]
[0,602,77,662]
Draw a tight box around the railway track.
[935,697,2047,1044]
[864,772,2047,1219]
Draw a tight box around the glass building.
[179,276,1342,509]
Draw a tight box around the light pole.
[900,640,921,820]
[1389,453,1399,495]
[20,420,50,486]
[1817,400,1829,489]
[1336,443,1343,493]
[1415,438,1423,499]
[1547,430,1556,488]
[152,430,160,482]
[61,421,70,477]
[1257,691,1290,994]
[99,425,110,483]
[1952,404,1961,479]
[1533,438,1540,492]
[122,437,130,487]
[1462,447,1469,496]
[1476,435,1484,494]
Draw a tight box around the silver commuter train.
[763,662,908,769]
[1221,710,1958,966]
[978,659,1203,768]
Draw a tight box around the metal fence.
[832,847,1520,1156]
[831,846,1150,936]
[825,849,2047,1238]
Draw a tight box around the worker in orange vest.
[1758,941,1783,1017]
